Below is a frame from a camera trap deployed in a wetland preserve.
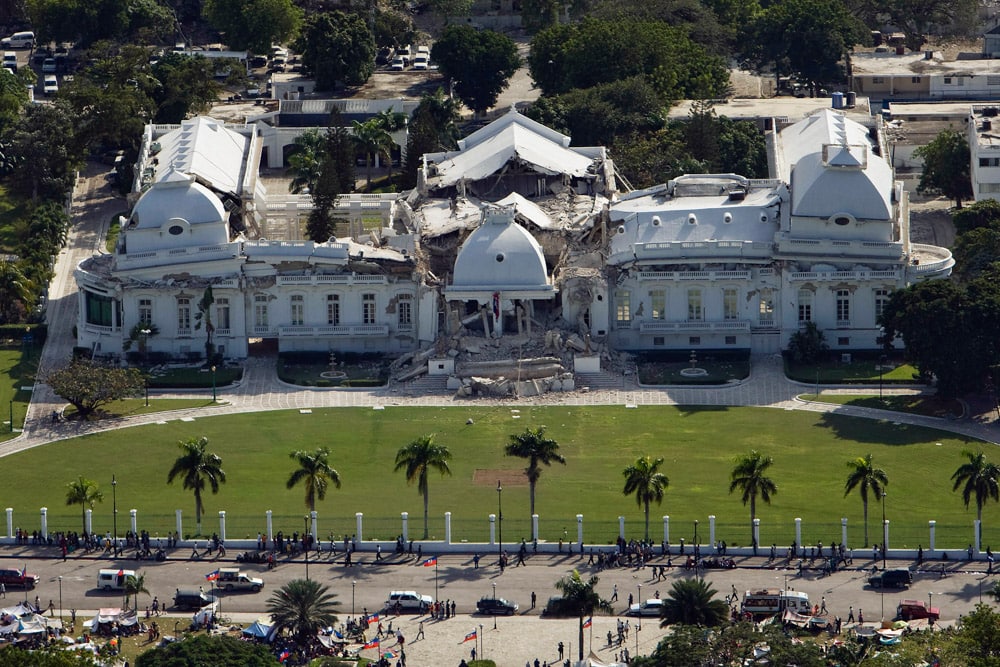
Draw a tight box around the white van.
[96,568,136,591]
[2,32,34,49]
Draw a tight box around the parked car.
[390,56,406,71]
[868,567,912,589]
[43,74,58,95]
[626,599,664,617]
[897,599,939,621]
[385,590,432,612]
[476,597,518,615]
[2,52,16,72]
[412,55,429,71]
[173,588,218,610]
[0,568,39,589]
[215,567,264,592]
[41,58,56,73]
[1,31,34,49]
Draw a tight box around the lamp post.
[492,582,497,630]
[211,365,217,402]
[881,492,887,569]
[694,520,699,559]
[144,377,149,407]
[303,515,310,581]
[879,354,887,402]
[140,328,151,366]
[352,581,356,618]
[112,475,118,549]
[637,583,642,631]
[497,481,503,567]
[58,576,62,623]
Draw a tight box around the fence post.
[219,511,226,542]
[663,516,669,545]
[85,509,92,535]
[176,510,182,540]
[40,507,47,540]
[130,509,137,535]
[445,512,452,544]
[310,511,317,540]
[355,513,363,543]
[883,519,889,555]
[841,518,848,549]
[401,512,409,543]
[794,518,802,554]
[709,515,716,548]
[489,514,496,545]
[929,520,936,552]
[265,510,272,543]
[618,516,625,540]
[5,508,11,539]
[576,514,583,549]
[532,514,539,543]
[753,518,760,553]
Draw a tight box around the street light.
[879,354,887,402]
[112,475,118,551]
[637,583,642,631]
[144,377,149,407]
[58,576,62,623]
[352,581,356,618]
[497,481,503,567]
[303,516,310,581]
[492,582,497,630]
[694,520,699,559]
[140,328,151,366]
[211,365,217,402]
[881,492,888,569]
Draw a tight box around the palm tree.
[0,260,33,323]
[660,578,729,627]
[729,450,777,543]
[352,118,392,188]
[286,447,341,512]
[287,128,326,194]
[394,434,452,539]
[267,579,339,652]
[65,476,104,534]
[622,456,669,541]
[555,570,612,662]
[166,436,226,535]
[374,109,407,182]
[123,572,149,611]
[952,450,1000,537]
[844,454,889,547]
[505,427,566,519]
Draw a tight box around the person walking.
[531,591,536,609]
[847,606,854,623]
[611,584,618,602]
[416,622,424,640]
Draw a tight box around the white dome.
[452,212,548,289]
[131,170,226,229]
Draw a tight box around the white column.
[929,520,936,552]
[355,513,364,543]
[753,518,760,549]
[663,516,669,545]
[40,507,47,540]
[975,520,982,553]
[445,512,452,544]
[129,509,137,535]
[618,516,625,540]
[265,510,273,541]
[5,508,11,539]
[489,514,496,545]
[85,509,93,535]
[709,515,716,547]
[310,511,317,538]
[219,511,226,541]
[401,512,409,543]
[576,514,584,548]
[794,518,802,553]
[841,518,848,548]
[883,519,889,554]
[175,510,182,539]
[532,514,539,542]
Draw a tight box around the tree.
[287,447,341,512]
[123,571,150,610]
[786,321,828,364]
[0,67,29,128]
[505,427,566,519]
[953,226,1000,283]
[729,450,777,544]
[5,103,83,201]
[881,0,978,51]
[65,477,104,533]
[952,450,1000,538]
[554,570,612,662]
[660,578,729,627]
[622,456,669,541]
[953,198,1000,235]
[431,26,521,115]
[151,53,223,124]
[194,285,216,360]
[45,360,145,419]
[428,0,473,20]
[914,129,972,208]
[844,454,888,548]
[394,435,452,539]
[0,646,101,666]
[0,260,34,323]
[521,0,562,34]
[135,634,280,667]
[267,579,339,652]
[295,11,375,90]
[287,128,327,195]
[402,89,460,188]
[351,118,392,189]
[203,0,302,54]
[166,436,226,534]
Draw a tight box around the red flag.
[583,617,593,629]
[422,557,437,567]
[462,630,477,643]
[363,637,380,650]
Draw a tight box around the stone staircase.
[575,370,625,390]
[402,374,450,393]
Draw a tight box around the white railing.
[215,328,232,336]
[117,242,241,268]
[788,269,902,281]
[83,323,117,335]
[638,320,751,332]
[637,270,752,281]
[252,326,275,336]
[275,274,388,286]
[633,240,772,260]
[277,324,389,337]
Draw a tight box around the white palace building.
[74,107,954,361]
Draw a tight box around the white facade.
[968,104,1000,203]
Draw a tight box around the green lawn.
[785,355,922,384]
[146,366,243,389]
[3,405,994,551]
[0,344,38,439]
[0,183,29,253]
[801,394,963,418]
[63,398,220,419]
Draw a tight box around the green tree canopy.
[729,450,777,543]
[267,578,339,651]
[914,129,972,208]
[844,454,888,547]
[952,450,1000,535]
[505,426,566,519]
[65,476,104,533]
[5,102,83,202]
[622,455,669,541]
[953,198,1000,235]
[528,18,729,101]
[287,447,341,512]
[135,634,280,667]
[402,88,461,188]
[203,0,302,54]
[394,434,452,539]
[554,570,612,662]
[431,26,520,115]
[0,260,35,323]
[295,11,376,90]
[151,53,224,124]
[881,0,978,51]
[45,360,145,419]
[660,578,729,627]
[166,436,226,534]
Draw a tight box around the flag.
[205,570,220,581]
[278,650,290,663]
[462,630,477,643]
[583,617,593,629]
[383,651,396,660]
[362,637,380,650]
[19,565,26,578]
[365,613,379,625]
[422,557,437,567]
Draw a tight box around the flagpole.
[435,559,439,606]
[589,619,593,654]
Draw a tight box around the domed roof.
[130,169,226,229]
[452,208,548,289]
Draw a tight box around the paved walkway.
[1,166,997,458]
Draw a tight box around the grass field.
[0,345,39,440]
[802,394,963,418]
[4,405,995,551]
[63,398,220,419]
[785,355,921,384]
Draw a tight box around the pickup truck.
[0,568,39,589]
[897,600,940,621]
[216,568,264,592]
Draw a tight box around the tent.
[242,620,274,641]
[17,614,48,634]
[193,603,217,628]
[2,603,35,618]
